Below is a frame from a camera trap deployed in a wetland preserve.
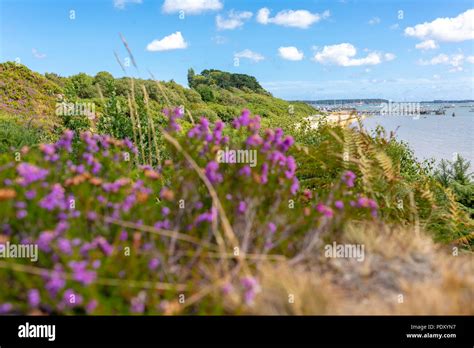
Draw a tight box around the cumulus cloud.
[313,43,394,67]
[216,10,252,30]
[467,56,474,64]
[415,39,439,50]
[418,53,467,72]
[405,9,474,42]
[278,46,304,61]
[256,8,330,29]
[146,32,188,52]
[162,0,222,14]
[368,17,380,25]
[113,0,142,9]
[234,49,264,62]
[32,48,46,59]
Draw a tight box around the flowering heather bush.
[0,109,382,314]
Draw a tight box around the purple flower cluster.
[69,260,97,285]
[16,163,49,186]
[240,276,260,305]
[39,184,68,211]
[164,107,184,132]
[317,203,334,218]
[342,171,356,188]
[205,161,223,184]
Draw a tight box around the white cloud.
[146,32,188,52]
[113,0,142,9]
[418,53,467,72]
[234,49,264,62]
[32,48,46,59]
[313,43,394,67]
[415,39,439,50]
[212,35,227,45]
[368,17,380,25]
[216,10,252,30]
[278,46,304,61]
[162,0,222,14]
[384,53,396,61]
[404,9,474,42]
[389,23,399,30]
[467,56,474,64]
[256,8,330,29]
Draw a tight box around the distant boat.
[452,112,456,117]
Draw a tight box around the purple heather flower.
[39,184,67,211]
[16,210,27,219]
[45,271,66,297]
[57,238,73,255]
[285,156,297,179]
[342,171,356,188]
[0,303,13,314]
[261,163,269,184]
[241,276,260,305]
[268,222,276,234]
[317,203,334,218]
[246,134,263,147]
[41,143,57,161]
[37,231,56,252]
[94,237,113,256]
[55,220,69,234]
[28,289,40,307]
[195,207,217,225]
[222,282,233,295]
[69,261,97,285]
[86,299,98,314]
[119,230,128,241]
[335,200,344,210]
[25,190,36,200]
[3,179,12,186]
[279,136,294,153]
[56,130,74,152]
[205,161,223,184]
[225,194,233,200]
[92,260,101,269]
[237,201,247,214]
[130,297,145,314]
[63,289,83,307]
[290,177,299,195]
[161,206,170,216]
[86,211,98,221]
[16,163,49,186]
[239,165,251,177]
[148,258,160,270]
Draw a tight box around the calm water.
[356,103,474,165]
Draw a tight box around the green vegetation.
[0,60,472,316]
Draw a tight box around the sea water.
[358,103,474,165]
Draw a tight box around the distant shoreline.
[292,99,474,105]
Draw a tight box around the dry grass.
[241,223,473,315]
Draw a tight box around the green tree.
[94,71,115,98]
[195,84,215,102]
[65,73,97,99]
[187,68,195,88]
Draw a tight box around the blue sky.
[1,0,473,100]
